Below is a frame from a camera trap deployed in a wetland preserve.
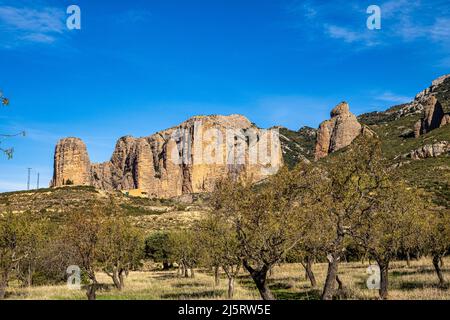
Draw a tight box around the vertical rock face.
[51,115,282,198]
[51,138,91,186]
[315,102,362,160]
[414,96,448,137]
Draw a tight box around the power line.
[27,168,32,190]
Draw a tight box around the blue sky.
[0,0,449,191]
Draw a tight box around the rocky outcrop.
[441,114,450,127]
[51,138,91,186]
[408,141,450,160]
[315,102,362,160]
[51,115,282,198]
[414,96,447,137]
[359,74,450,124]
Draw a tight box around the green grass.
[6,258,450,300]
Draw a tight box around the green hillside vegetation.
[356,77,450,207]
[279,126,316,168]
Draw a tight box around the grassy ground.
[6,257,449,300]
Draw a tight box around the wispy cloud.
[288,0,450,49]
[0,5,66,46]
[374,92,412,104]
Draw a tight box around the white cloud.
[430,18,450,42]
[290,0,450,49]
[0,5,66,46]
[325,25,359,43]
[375,92,411,104]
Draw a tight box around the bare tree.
[0,91,25,158]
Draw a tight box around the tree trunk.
[0,272,8,300]
[184,264,189,278]
[118,270,125,290]
[163,261,170,270]
[321,253,340,300]
[111,269,121,290]
[243,261,275,300]
[301,257,317,288]
[86,283,97,300]
[110,268,125,291]
[336,275,344,291]
[227,277,235,299]
[378,260,389,300]
[214,266,220,286]
[322,217,345,300]
[406,251,411,267]
[433,255,445,288]
[190,268,195,278]
[86,269,98,300]
[25,263,33,287]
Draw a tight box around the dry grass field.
[6,257,449,300]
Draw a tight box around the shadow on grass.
[268,282,294,290]
[399,281,449,291]
[172,282,208,288]
[274,289,322,300]
[150,273,178,281]
[161,290,225,299]
[391,268,435,277]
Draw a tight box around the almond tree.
[97,216,144,290]
[316,136,391,300]
[0,212,36,299]
[64,207,104,300]
[168,229,202,278]
[211,167,309,300]
[426,209,450,288]
[351,180,427,299]
[198,215,242,298]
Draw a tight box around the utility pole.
[37,172,40,189]
[27,168,32,190]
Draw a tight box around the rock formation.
[51,115,282,198]
[408,141,450,160]
[51,138,91,186]
[361,74,450,123]
[315,102,362,160]
[414,96,447,137]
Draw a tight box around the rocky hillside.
[0,186,206,232]
[2,74,449,218]
[278,126,316,168]
[358,74,450,207]
[51,114,282,198]
[278,74,450,206]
